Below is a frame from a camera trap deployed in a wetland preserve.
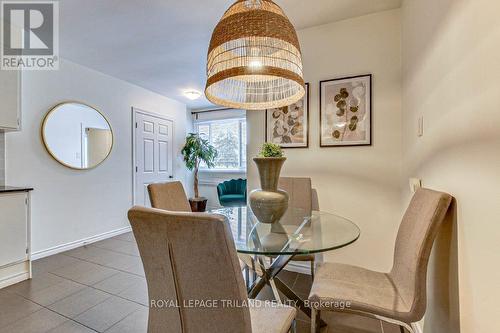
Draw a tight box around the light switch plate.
[417,116,424,137]
[409,178,422,193]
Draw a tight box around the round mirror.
[42,102,113,170]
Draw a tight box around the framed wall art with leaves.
[266,83,309,148]
[320,75,372,147]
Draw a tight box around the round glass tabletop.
[209,206,360,256]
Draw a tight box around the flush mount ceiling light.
[184,90,202,100]
[205,0,305,110]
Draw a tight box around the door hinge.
[135,122,138,129]
[135,166,138,172]
[26,248,29,254]
[25,197,28,205]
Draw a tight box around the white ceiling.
[59,0,401,109]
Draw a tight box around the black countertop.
[0,186,34,193]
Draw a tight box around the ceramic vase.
[249,157,289,224]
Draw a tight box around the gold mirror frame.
[41,101,114,170]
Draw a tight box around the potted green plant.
[249,143,289,223]
[181,133,217,212]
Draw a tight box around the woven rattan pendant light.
[206,0,305,110]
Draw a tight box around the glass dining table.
[209,205,360,319]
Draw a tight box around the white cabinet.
[0,191,31,289]
[0,19,21,131]
[0,69,21,131]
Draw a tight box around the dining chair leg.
[289,319,297,333]
[245,266,250,291]
[310,259,315,281]
[311,309,316,333]
[373,315,413,333]
[311,308,321,333]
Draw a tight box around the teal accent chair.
[217,179,247,207]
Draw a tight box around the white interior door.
[134,110,174,206]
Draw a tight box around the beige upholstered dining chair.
[277,177,319,278]
[128,206,297,333]
[308,188,452,333]
[147,181,192,212]
[147,181,250,287]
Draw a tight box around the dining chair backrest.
[389,188,452,322]
[217,179,247,196]
[128,206,252,333]
[148,181,191,212]
[278,177,313,214]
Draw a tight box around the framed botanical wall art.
[266,83,309,148]
[320,75,372,147]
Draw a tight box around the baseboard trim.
[0,271,30,289]
[411,322,423,333]
[31,226,132,260]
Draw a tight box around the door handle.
[169,176,173,179]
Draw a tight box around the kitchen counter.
[0,186,34,193]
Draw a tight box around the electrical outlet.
[409,178,422,193]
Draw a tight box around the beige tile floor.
[0,232,404,333]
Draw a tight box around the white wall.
[402,0,500,332]
[247,9,402,271]
[6,59,190,255]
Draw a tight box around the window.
[195,118,247,171]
